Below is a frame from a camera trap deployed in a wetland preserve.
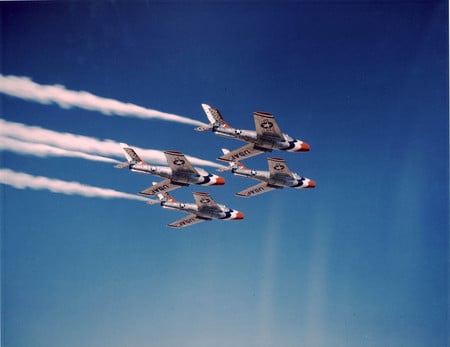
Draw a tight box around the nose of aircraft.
[307,179,316,188]
[300,142,311,151]
[235,211,245,219]
[214,176,225,185]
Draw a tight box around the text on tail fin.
[120,143,144,164]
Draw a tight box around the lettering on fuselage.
[231,149,252,160]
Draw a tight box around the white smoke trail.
[0,119,224,168]
[0,168,148,201]
[0,74,208,127]
[0,136,119,164]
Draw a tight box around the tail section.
[201,104,232,128]
[120,143,145,165]
[153,182,177,202]
[220,148,249,171]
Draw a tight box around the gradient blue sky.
[1,2,448,347]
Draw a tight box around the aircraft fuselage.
[129,163,223,186]
[212,126,305,152]
[161,201,242,220]
[232,167,308,188]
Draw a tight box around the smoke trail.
[0,74,208,127]
[0,136,119,163]
[0,168,148,201]
[0,119,224,169]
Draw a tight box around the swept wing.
[193,192,221,211]
[268,157,294,177]
[164,150,199,176]
[218,143,266,162]
[236,181,279,198]
[139,178,187,196]
[168,214,208,228]
[253,112,284,140]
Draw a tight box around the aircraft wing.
[236,182,279,198]
[168,214,208,228]
[217,143,266,162]
[139,179,186,196]
[253,112,284,140]
[164,150,199,176]
[268,157,294,177]
[193,192,221,211]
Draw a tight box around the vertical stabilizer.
[120,143,145,165]
[201,104,232,128]
[221,148,249,170]
[153,182,177,202]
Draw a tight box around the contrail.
[0,74,208,127]
[0,168,148,201]
[0,136,120,163]
[0,119,224,169]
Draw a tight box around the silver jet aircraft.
[115,143,225,196]
[196,104,310,162]
[220,149,316,198]
[147,188,244,228]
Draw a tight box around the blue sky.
[1,2,448,347]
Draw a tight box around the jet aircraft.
[220,149,316,198]
[115,143,225,196]
[195,104,310,162]
[147,188,244,228]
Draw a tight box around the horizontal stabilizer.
[216,166,232,172]
[194,125,213,132]
[114,162,129,169]
[146,199,161,205]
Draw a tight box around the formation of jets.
[117,104,315,228]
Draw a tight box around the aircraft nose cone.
[214,176,225,185]
[300,142,311,151]
[307,180,316,188]
[235,211,245,220]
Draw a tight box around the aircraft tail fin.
[201,104,232,128]
[153,183,177,202]
[219,148,248,171]
[119,143,145,165]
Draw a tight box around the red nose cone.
[301,142,311,151]
[307,180,316,188]
[235,212,245,220]
[214,177,225,185]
